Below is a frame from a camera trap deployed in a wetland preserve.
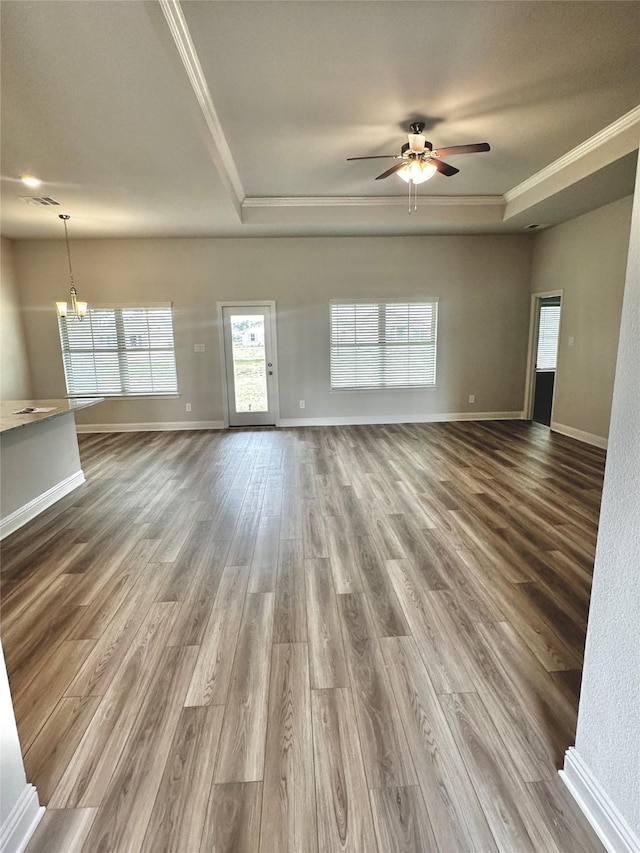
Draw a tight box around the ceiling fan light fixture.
[398,160,437,184]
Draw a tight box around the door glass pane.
[230,315,268,413]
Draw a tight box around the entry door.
[532,296,561,426]
[221,305,277,427]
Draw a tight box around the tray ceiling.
[1,0,639,238]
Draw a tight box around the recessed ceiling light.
[21,175,42,188]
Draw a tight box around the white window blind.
[58,304,178,396]
[330,300,438,390]
[536,305,561,371]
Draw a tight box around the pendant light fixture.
[56,214,87,320]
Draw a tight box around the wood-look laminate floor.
[0,421,607,853]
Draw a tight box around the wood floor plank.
[184,563,250,707]
[166,538,230,647]
[65,561,173,697]
[526,778,605,853]
[476,620,578,764]
[439,691,539,853]
[199,782,263,853]
[305,558,350,689]
[214,593,275,783]
[386,559,477,693]
[430,588,560,782]
[352,535,409,637]
[338,593,417,788]
[13,639,95,754]
[302,498,329,558]
[24,696,101,804]
[141,705,224,853]
[280,488,303,540]
[80,645,198,853]
[312,688,378,853]
[50,602,179,808]
[249,515,281,593]
[25,808,96,853]
[381,636,498,852]
[260,643,317,853]
[369,786,438,853]
[324,515,363,593]
[273,538,307,643]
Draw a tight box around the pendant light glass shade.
[398,160,438,184]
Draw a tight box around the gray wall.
[0,238,32,401]
[0,641,30,831]
[572,157,640,840]
[14,235,533,426]
[531,196,633,442]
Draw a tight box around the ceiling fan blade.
[430,158,460,177]
[346,155,400,161]
[432,143,491,157]
[375,162,407,180]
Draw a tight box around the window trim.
[329,298,439,392]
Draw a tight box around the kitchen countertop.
[0,398,104,435]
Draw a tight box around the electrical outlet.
[468,395,475,404]
[185,403,192,412]
[299,400,306,409]
[194,344,205,353]
[568,336,575,347]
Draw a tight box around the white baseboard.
[75,420,225,433]
[75,414,525,432]
[0,784,44,853]
[0,470,85,541]
[551,421,608,449]
[560,748,640,853]
[279,411,524,428]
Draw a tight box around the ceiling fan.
[347,122,490,184]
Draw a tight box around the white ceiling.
[1,0,639,239]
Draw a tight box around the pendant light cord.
[62,217,75,287]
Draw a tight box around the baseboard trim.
[279,411,524,428]
[0,784,44,853]
[551,421,608,449]
[0,470,85,541]
[75,421,225,433]
[560,748,640,853]
[74,414,526,432]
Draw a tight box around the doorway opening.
[526,292,562,426]
[219,302,279,427]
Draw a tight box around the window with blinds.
[58,304,178,396]
[536,302,561,371]
[330,299,438,390]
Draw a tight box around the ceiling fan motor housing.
[408,123,430,154]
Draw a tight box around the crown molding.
[504,105,640,204]
[243,195,504,209]
[159,0,245,217]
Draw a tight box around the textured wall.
[574,157,640,836]
[0,641,28,825]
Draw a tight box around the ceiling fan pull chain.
[408,180,412,214]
